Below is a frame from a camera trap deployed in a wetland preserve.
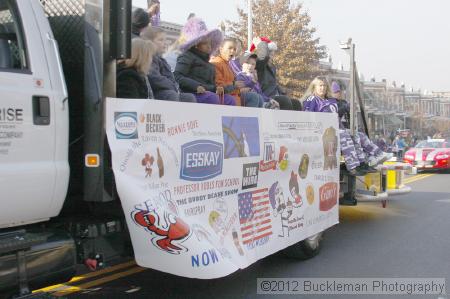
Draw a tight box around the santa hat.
[249,37,278,52]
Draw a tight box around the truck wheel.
[282,231,324,260]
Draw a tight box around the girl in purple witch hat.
[174,18,235,106]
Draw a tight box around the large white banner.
[106,98,340,279]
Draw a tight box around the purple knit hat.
[331,81,341,93]
[178,17,223,53]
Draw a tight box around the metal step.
[0,230,47,255]
[356,189,377,196]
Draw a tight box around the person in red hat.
[251,37,301,110]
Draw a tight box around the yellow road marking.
[341,173,436,222]
[340,203,413,222]
[34,260,136,293]
[403,173,427,183]
[404,173,435,184]
[53,266,146,297]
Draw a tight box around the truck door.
[0,0,68,228]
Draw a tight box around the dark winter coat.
[174,47,216,93]
[337,99,351,129]
[116,65,153,99]
[255,42,284,98]
[148,55,179,93]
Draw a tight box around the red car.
[403,139,450,170]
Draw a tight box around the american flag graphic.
[238,188,272,245]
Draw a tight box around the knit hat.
[331,81,341,93]
[178,17,223,53]
[249,37,278,52]
[239,51,257,65]
[132,8,150,32]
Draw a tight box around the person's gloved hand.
[264,99,280,110]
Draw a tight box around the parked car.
[403,139,450,171]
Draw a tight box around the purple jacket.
[303,95,338,113]
[236,72,270,102]
[229,58,242,76]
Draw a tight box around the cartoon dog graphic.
[269,182,293,237]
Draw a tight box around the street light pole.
[340,39,356,135]
[349,43,356,135]
[383,83,387,137]
[247,0,252,50]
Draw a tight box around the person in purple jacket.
[229,38,244,76]
[302,77,391,175]
[235,52,279,109]
[330,80,392,166]
[147,0,161,27]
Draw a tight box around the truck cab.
[0,0,131,295]
[0,0,69,229]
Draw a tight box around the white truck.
[0,1,331,296]
[0,0,133,296]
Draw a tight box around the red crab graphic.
[133,210,191,254]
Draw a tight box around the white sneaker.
[368,152,393,166]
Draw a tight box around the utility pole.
[247,0,252,50]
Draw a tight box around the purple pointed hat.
[178,17,223,53]
[331,81,341,93]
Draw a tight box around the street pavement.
[62,173,450,299]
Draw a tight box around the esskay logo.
[115,112,138,139]
[180,140,223,181]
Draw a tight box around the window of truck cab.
[0,0,29,72]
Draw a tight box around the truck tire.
[282,231,324,260]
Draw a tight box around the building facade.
[321,59,450,138]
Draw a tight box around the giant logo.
[180,140,223,181]
[115,112,138,139]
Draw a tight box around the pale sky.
[134,0,450,92]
